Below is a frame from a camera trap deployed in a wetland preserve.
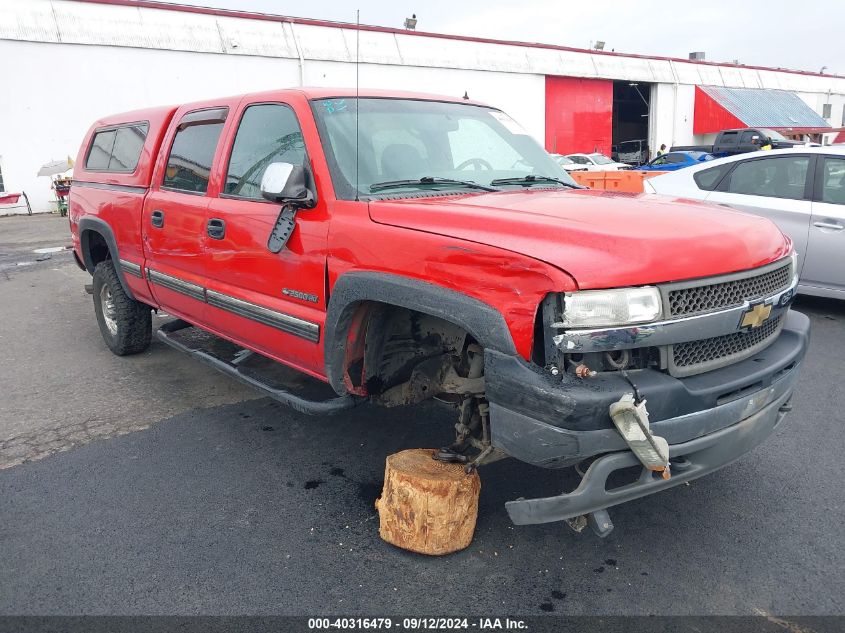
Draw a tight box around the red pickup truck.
[69,88,809,536]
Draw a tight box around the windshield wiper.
[369,176,498,193]
[490,175,585,189]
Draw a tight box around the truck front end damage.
[485,254,809,535]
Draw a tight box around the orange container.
[570,170,669,193]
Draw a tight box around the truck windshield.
[311,97,576,199]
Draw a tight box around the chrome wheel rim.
[100,284,118,336]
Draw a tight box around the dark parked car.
[672,128,809,157]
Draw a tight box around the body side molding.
[144,267,321,342]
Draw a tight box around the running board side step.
[156,319,362,416]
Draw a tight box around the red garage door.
[545,76,613,156]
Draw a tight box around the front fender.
[324,272,517,394]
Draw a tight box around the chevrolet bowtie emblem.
[740,303,773,329]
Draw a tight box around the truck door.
[713,130,739,155]
[802,155,845,293]
[141,106,229,326]
[704,154,813,272]
[737,129,762,153]
[204,98,329,376]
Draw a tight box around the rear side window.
[224,104,306,199]
[163,110,227,194]
[693,163,732,190]
[725,156,809,200]
[718,131,738,145]
[85,123,149,172]
[820,157,845,205]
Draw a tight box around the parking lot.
[1,214,844,617]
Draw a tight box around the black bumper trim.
[505,388,793,525]
[485,309,810,434]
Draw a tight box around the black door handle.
[151,209,164,228]
[207,218,226,239]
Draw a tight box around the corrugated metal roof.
[698,85,831,129]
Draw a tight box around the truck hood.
[368,189,791,289]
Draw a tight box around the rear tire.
[92,260,151,356]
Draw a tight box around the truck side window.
[109,125,148,171]
[726,156,809,200]
[719,131,738,145]
[739,130,758,145]
[85,123,149,172]
[163,119,225,194]
[225,104,306,199]
[86,130,116,170]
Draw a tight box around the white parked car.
[566,152,632,171]
[645,147,845,299]
[550,154,589,172]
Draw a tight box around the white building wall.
[0,38,545,213]
[1,0,844,213]
[649,83,696,151]
[0,40,302,214]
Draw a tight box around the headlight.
[562,287,661,328]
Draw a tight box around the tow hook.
[566,509,614,538]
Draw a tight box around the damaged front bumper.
[485,309,810,527]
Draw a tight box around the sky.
[170,0,842,75]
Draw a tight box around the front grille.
[667,261,792,318]
[669,314,784,377]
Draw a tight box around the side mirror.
[260,162,314,207]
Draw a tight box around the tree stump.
[375,448,481,555]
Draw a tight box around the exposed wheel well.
[341,301,473,398]
[81,229,112,270]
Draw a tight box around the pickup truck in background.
[672,128,810,156]
[69,88,809,537]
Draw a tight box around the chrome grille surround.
[662,258,793,319]
[552,255,798,378]
[669,313,785,377]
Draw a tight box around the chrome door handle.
[813,221,844,231]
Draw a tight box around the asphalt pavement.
[1,215,843,617]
